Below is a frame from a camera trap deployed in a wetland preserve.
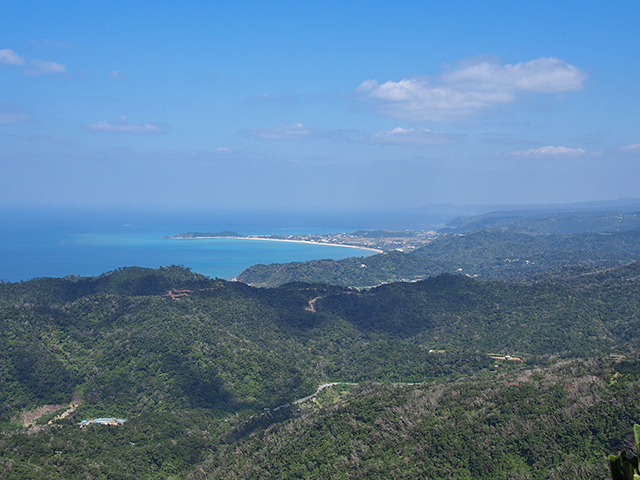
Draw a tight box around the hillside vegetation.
[440,209,640,234]
[202,360,639,479]
[237,250,445,287]
[2,264,640,478]
[238,228,640,287]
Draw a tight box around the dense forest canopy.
[238,228,640,287]
[2,260,640,478]
[439,209,640,234]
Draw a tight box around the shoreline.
[168,236,384,254]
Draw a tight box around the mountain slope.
[201,359,636,479]
[3,264,640,478]
[237,229,640,287]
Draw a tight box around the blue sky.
[1,1,639,212]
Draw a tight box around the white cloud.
[244,123,322,140]
[0,104,32,124]
[109,70,127,80]
[87,116,167,134]
[41,134,64,142]
[356,56,588,122]
[0,49,25,65]
[510,146,586,158]
[214,147,232,153]
[0,110,32,124]
[619,144,640,152]
[24,59,67,76]
[370,127,459,145]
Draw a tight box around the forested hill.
[411,228,640,278]
[3,264,640,477]
[202,360,640,479]
[0,265,221,305]
[439,209,640,234]
[237,250,446,287]
[238,228,640,287]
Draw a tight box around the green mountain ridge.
[203,360,638,479]
[3,262,640,478]
[238,229,640,287]
[440,210,640,234]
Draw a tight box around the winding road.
[292,382,357,405]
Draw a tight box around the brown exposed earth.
[20,404,65,427]
[305,296,322,313]
[20,394,82,428]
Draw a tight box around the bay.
[0,209,380,282]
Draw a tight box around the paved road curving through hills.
[293,382,357,405]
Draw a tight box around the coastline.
[169,236,384,254]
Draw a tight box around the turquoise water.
[0,209,378,282]
[62,233,368,281]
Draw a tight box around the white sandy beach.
[172,235,384,254]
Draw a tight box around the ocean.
[0,208,443,282]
